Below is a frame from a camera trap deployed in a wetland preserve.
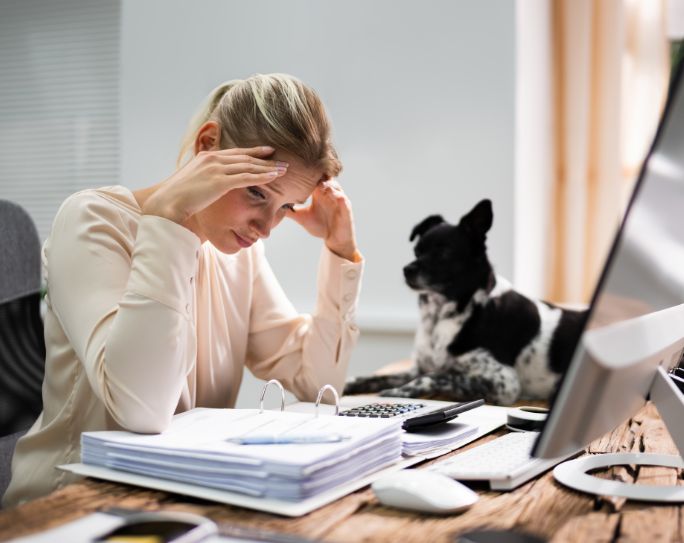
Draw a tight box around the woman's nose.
[251,211,275,239]
[251,221,270,239]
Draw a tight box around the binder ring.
[259,379,286,413]
[315,384,340,417]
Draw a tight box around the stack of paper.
[401,422,478,456]
[81,408,403,501]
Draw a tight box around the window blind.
[0,0,120,241]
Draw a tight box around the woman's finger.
[218,154,288,169]
[215,145,276,158]
[221,162,286,177]
[202,150,287,171]
[218,169,286,190]
[222,160,288,189]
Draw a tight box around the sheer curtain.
[547,0,670,304]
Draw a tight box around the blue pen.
[227,434,348,445]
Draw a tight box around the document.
[401,422,478,456]
[80,408,403,501]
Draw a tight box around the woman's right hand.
[142,146,287,224]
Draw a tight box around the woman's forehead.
[265,176,316,203]
[268,154,322,201]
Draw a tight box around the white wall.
[120,0,516,406]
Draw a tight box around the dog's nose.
[403,263,416,280]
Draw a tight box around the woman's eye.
[247,187,266,200]
[282,203,295,212]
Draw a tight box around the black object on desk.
[99,508,319,542]
[402,399,484,432]
[455,529,547,543]
[95,509,216,542]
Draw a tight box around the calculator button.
[339,402,426,418]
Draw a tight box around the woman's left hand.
[286,180,362,262]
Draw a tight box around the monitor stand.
[553,366,684,502]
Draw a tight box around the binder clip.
[315,384,340,417]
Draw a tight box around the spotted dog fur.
[344,199,587,405]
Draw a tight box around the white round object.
[372,469,479,514]
[554,453,684,502]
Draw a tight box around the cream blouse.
[3,186,362,507]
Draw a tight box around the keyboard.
[428,431,577,490]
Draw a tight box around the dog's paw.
[343,376,362,395]
[344,375,396,394]
[379,385,425,398]
[379,375,437,399]
[343,376,378,395]
[378,387,415,398]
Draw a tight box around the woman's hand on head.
[142,146,287,225]
[286,180,362,263]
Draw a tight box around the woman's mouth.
[234,232,254,248]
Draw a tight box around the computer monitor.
[532,60,684,501]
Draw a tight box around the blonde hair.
[177,74,342,179]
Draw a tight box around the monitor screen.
[533,60,684,459]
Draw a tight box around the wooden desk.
[1,402,682,542]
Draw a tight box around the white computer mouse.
[371,469,479,514]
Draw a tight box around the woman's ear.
[194,121,220,154]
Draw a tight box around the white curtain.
[547,0,670,304]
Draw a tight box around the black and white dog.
[344,199,587,405]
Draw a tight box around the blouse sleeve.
[245,242,363,401]
[45,193,201,433]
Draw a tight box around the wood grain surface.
[1,402,683,542]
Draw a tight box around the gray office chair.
[0,200,45,503]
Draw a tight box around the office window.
[0,0,120,241]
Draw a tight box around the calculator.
[338,399,485,431]
[338,402,426,418]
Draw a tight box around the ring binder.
[315,384,340,417]
[68,390,504,515]
[70,400,410,515]
[259,379,286,413]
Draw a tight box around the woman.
[3,74,363,506]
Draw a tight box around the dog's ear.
[459,199,493,239]
[409,215,445,242]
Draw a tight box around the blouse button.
[345,269,357,280]
[185,303,191,314]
